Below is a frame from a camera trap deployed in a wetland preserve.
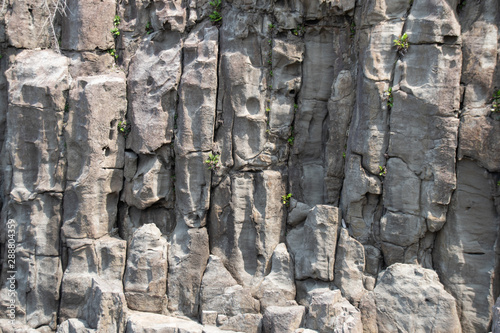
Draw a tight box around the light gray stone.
[374,263,461,333]
[57,319,95,333]
[127,32,182,154]
[493,297,500,333]
[334,229,366,306]
[218,313,262,333]
[306,290,363,333]
[434,160,498,333]
[167,222,210,317]
[287,205,340,281]
[209,171,286,287]
[124,224,168,313]
[256,243,296,309]
[263,306,305,333]
[125,313,203,333]
[61,0,116,51]
[200,255,260,317]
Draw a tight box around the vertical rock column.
[0,50,68,330]
[167,22,218,317]
[434,0,500,331]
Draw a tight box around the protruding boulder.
[305,290,362,333]
[287,205,340,281]
[263,306,305,333]
[124,224,168,313]
[374,264,461,332]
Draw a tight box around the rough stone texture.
[305,290,363,333]
[124,224,168,313]
[167,222,210,317]
[200,255,260,317]
[210,171,286,287]
[256,243,296,309]
[63,73,126,239]
[434,160,499,332]
[374,264,461,333]
[287,205,340,281]
[0,0,499,332]
[334,228,366,306]
[493,297,500,333]
[61,0,116,51]
[263,306,305,333]
[125,313,203,333]
[5,0,54,49]
[127,32,182,154]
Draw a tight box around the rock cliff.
[0,0,498,332]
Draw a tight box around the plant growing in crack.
[205,153,220,170]
[118,120,131,137]
[288,126,295,146]
[385,87,394,108]
[394,33,409,56]
[281,193,292,206]
[491,90,500,113]
[292,24,305,36]
[379,165,387,177]
[209,0,222,23]
[108,49,118,59]
[111,15,120,37]
[145,21,154,34]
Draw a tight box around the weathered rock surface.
[124,224,168,313]
[263,306,305,333]
[305,290,363,333]
[0,0,499,332]
[287,205,340,281]
[374,264,461,333]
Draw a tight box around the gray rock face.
[263,306,305,333]
[374,264,461,333]
[434,160,499,332]
[305,290,363,333]
[124,224,168,313]
[0,0,499,332]
[61,0,116,51]
[287,205,340,281]
[127,32,182,154]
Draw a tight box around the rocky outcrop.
[0,0,498,332]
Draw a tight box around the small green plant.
[350,21,356,38]
[205,153,220,170]
[457,0,466,11]
[343,152,346,158]
[491,90,500,113]
[394,33,409,55]
[269,70,273,76]
[111,15,120,37]
[497,180,500,186]
[385,87,394,108]
[64,102,69,113]
[288,126,294,146]
[268,85,273,89]
[292,24,305,36]
[268,23,275,29]
[108,49,118,59]
[266,107,271,112]
[281,193,292,205]
[118,120,131,137]
[378,165,387,177]
[145,21,154,34]
[209,0,222,23]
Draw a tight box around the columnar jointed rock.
[374,264,462,333]
[287,205,340,281]
[124,224,168,313]
[305,290,363,333]
[263,306,305,333]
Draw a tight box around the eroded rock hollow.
[0,0,499,332]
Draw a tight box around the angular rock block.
[374,264,461,333]
[125,313,203,333]
[263,306,305,333]
[305,290,362,333]
[61,0,116,51]
[287,205,340,281]
[124,224,168,313]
